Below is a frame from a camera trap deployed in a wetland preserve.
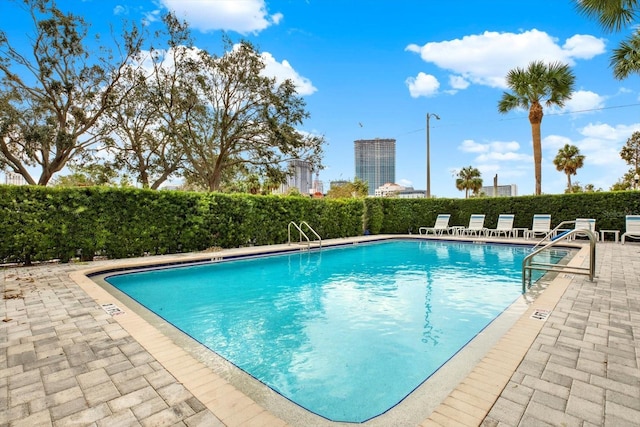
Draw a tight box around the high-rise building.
[354,138,396,195]
[283,159,313,194]
[311,172,323,195]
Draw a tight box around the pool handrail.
[522,227,596,293]
[288,221,322,249]
[531,220,575,250]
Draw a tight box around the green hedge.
[366,192,640,233]
[0,186,364,264]
[1,185,639,265]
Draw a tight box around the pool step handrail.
[522,227,596,293]
[288,221,322,249]
[531,220,576,250]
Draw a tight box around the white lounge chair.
[419,214,451,236]
[622,215,640,244]
[525,214,552,239]
[461,214,486,236]
[570,218,597,241]
[486,214,515,238]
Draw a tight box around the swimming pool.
[104,239,567,423]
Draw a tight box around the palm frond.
[611,32,640,79]
[575,0,640,32]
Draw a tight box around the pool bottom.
[76,235,584,426]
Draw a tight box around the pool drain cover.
[530,308,551,321]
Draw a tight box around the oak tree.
[0,0,144,185]
[178,37,324,192]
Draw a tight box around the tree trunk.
[38,169,53,186]
[529,102,544,195]
[208,172,221,192]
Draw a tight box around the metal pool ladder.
[522,221,596,293]
[288,221,322,249]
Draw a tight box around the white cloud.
[561,34,606,59]
[457,120,636,193]
[143,9,162,25]
[475,163,530,181]
[459,139,487,153]
[579,122,640,141]
[131,46,204,76]
[457,139,531,182]
[130,45,315,97]
[542,135,572,154]
[541,122,640,181]
[617,87,633,94]
[490,141,521,152]
[260,52,317,96]
[398,178,413,187]
[575,122,640,165]
[159,0,281,34]
[584,146,623,166]
[459,139,520,154]
[271,12,284,25]
[405,72,440,98]
[476,151,531,162]
[476,163,500,178]
[449,75,470,90]
[406,29,606,92]
[564,90,606,113]
[113,5,127,15]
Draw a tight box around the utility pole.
[426,113,440,198]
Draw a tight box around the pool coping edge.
[69,235,588,427]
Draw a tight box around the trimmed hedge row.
[0,186,364,264]
[364,192,640,234]
[2,185,639,265]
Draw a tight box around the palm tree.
[575,1,640,80]
[553,144,585,193]
[455,166,483,198]
[498,61,576,195]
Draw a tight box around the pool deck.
[1,236,638,426]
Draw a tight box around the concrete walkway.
[1,240,638,426]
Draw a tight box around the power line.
[549,102,640,116]
[497,102,640,122]
[394,102,640,136]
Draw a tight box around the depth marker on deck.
[530,308,551,321]
[102,303,125,316]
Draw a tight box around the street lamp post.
[634,173,639,190]
[426,113,440,198]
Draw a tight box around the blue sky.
[3,0,640,197]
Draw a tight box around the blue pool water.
[105,240,566,422]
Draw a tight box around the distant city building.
[354,138,396,196]
[280,159,313,194]
[330,180,349,189]
[480,184,518,197]
[375,182,425,198]
[311,172,324,195]
[4,172,27,186]
[160,185,181,191]
[375,182,403,197]
[397,188,426,198]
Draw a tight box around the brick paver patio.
[1,238,638,426]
